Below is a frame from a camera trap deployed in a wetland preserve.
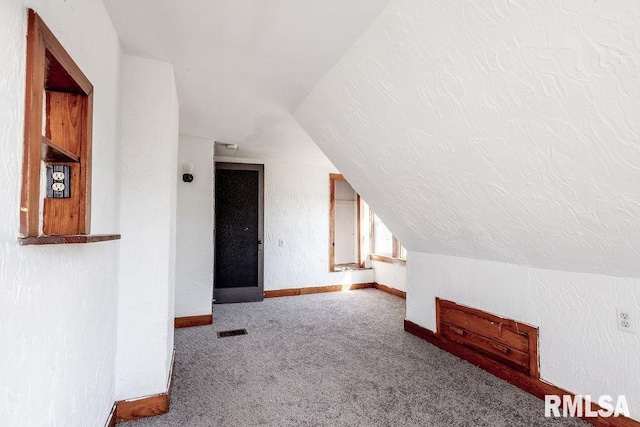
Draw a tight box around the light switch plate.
[46,165,71,198]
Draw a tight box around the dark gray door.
[214,163,264,303]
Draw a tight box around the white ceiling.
[102,0,390,161]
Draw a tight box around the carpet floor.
[126,289,586,426]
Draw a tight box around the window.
[19,10,119,245]
[368,205,406,266]
[371,213,394,257]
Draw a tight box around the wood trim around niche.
[22,10,94,238]
[18,234,120,246]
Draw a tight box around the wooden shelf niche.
[19,10,119,245]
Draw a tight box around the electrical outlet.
[46,165,71,198]
[52,171,65,181]
[616,308,636,333]
[52,182,66,192]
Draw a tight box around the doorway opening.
[329,174,407,272]
[329,174,368,272]
[214,162,264,303]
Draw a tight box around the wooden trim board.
[330,173,360,272]
[328,174,346,272]
[18,233,120,246]
[404,320,640,427]
[174,314,213,328]
[356,194,363,267]
[115,392,169,423]
[370,254,407,266]
[115,350,175,423]
[264,283,407,299]
[264,283,374,298]
[105,404,116,427]
[22,10,96,238]
[373,283,406,299]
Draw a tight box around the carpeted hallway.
[127,289,586,426]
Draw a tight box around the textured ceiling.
[295,0,640,278]
[102,0,390,161]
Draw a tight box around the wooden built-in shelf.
[41,136,80,163]
[19,234,121,246]
[20,10,113,244]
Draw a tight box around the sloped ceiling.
[295,0,640,278]
[102,0,390,161]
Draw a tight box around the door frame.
[329,173,364,271]
[213,162,264,303]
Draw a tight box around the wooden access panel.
[436,298,539,378]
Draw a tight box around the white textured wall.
[116,55,179,400]
[296,0,640,279]
[175,136,214,317]
[174,154,374,316]
[0,1,122,426]
[372,261,406,292]
[407,251,640,419]
[215,157,374,291]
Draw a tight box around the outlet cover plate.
[46,165,71,198]
[616,308,636,334]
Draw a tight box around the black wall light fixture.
[182,162,194,183]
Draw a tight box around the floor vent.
[217,329,248,338]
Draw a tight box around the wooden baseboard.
[174,314,213,328]
[373,283,406,299]
[264,283,407,299]
[115,392,169,423]
[105,404,116,427]
[404,320,639,427]
[115,350,175,423]
[264,283,374,298]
